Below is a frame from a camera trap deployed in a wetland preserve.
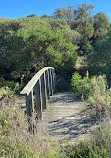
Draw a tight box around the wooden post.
[26,89,35,132]
[34,79,42,120]
[49,69,53,96]
[45,70,50,100]
[53,69,56,92]
[41,73,47,109]
[44,72,47,101]
[47,69,51,98]
[51,69,55,93]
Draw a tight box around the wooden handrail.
[20,67,55,132]
[20,67,54,96]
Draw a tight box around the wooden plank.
[20,67,54,96]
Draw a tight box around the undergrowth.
[66,120,111,158]
[71,72,111,118]
[0,87,66,158]
[0,78,25,94]
[0,84,111,157]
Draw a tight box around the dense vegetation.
[0,3,111,158]
[0,16,79,88]
[0,3,111,89]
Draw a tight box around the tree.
[41,14,51,19]
[87,30,111,80]
[52,5,74,23]
[48,18,70,30]
[26,14,37,17]
[72,3,94,40]
[52,3,94,55]
[70,4,94,55]
[0,17,79,83]
[93,12,110,37]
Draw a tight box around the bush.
[71,72,93,99]
[0,78,25,94]
[71,72,111,118]
[88,75,111,117]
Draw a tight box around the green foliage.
[71,72,111,118]
[52,3,110,57]
[48,18,70,30]
[0,91,67,158]
[72,3,94,39]
[0,78,24,94]
[1,4,110,88]
[66,137,111,158]
[66,122,111,158]
[0,16,78,85]
[26,14,37,17]
[0,92,38,158]
[93,12,110,37]
[66,142,90,158]
[71,72,93,99]
[0,87,14,100]
[53,3,94,41]
[88,75,111,110]
[52,5,74,23]
[0,88,111,157]
[87,29,111,78]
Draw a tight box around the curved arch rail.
[20,67,55,132]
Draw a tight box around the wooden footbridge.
[20,67,55,131]
[20,67,96,143]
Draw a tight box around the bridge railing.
[20,67,55,132]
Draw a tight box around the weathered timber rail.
[20,67,55,131]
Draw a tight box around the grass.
[65,122,111,158]
[0,88,66,158]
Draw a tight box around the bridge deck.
[43,92,97,144]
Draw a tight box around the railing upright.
[26,89,35,132]
[34,79,42,120]
[45,70,50,100]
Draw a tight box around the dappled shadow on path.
[48,110,97,142]
[43,92,98,143]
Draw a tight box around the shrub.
[0,78,25,94]
[71,72,111,118]
[71,72,93,99]
[89,75,111,117]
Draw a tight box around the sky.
[0,0,111,20]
